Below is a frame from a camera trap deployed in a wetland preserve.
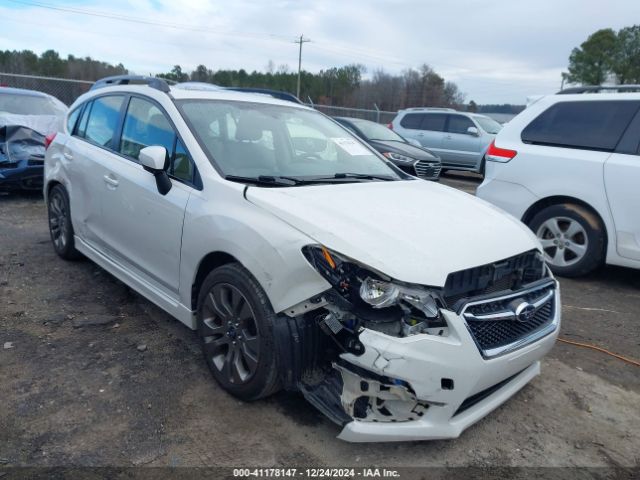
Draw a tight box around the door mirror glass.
[139,145,167,171]
[467,126,479,136]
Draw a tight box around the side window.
[522,101,640,151]
[421,114,446,132]
[119,97,197,185]
[120,97,175,161]
[399,113,424,129]
[447,115,475,134]
[76,101,92,137]
[83,96,125,148]
[66,106,82,134]
[171,139,195,183]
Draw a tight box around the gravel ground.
[1,178,639,472]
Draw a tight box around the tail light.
[44,132,57,150]
[387,122,393,130]
[486,140,517,163]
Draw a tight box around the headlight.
[302,245,441,319]
[360,277,439,317]
[382,152,414,163]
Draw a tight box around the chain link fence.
[0,73,93,106]
[307,103,397,124]
[1,73,397,123]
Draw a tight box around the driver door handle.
[103,175,119,188]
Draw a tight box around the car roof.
[77,83,313,110]
[0,86,54,98]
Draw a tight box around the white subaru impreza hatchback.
[44,76,560,442]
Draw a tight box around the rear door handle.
[63,152,73,160]
[103,175,119,188]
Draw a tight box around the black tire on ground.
[197,263,281,401]
[47,184,82,260]
[479,157,486,176]
[528,203,606,277]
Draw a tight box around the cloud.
[1,0,638,103]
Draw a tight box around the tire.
[47,184,82,260]
[479,157,486,176]
[528,203,605,277]
[197,263,281,401]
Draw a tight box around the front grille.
[443,249,546,308]
[414,160,441,179]
[461,281,557,358]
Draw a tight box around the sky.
[1,0,639,104]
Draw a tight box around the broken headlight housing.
[302,245,445,336]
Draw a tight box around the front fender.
[179,186,331,315]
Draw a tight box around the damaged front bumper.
[281,246,560,442]
[336,299,559,442]
[304,284,560,442]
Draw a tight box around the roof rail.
[225,87,302,104]
[404,107,456,112]
[91,75,171,93]
[557,85,640,94]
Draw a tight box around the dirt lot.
[1,174,639,472]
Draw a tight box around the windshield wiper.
[331,173,396,181]
[225,175,298,187]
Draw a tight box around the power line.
[5,0,293,43]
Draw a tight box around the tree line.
[1,48,519,111]
[0,49,127,81]
[157,62,467,111]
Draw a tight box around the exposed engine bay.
[274,245,550,428]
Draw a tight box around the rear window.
[0,92,67,116]
[399,113,423,129]
[521,101,640,151]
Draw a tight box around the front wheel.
[197,263,281,401]
[528,203,605,277]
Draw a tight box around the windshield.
[344,118,405,142]
[0,93,67,116]
[178,100,402,182]
[473,116,503,134]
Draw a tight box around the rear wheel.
[528,203,605,277]
[47,184,82,260]
[197,263,280,401]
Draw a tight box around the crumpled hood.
[246,180,540,287]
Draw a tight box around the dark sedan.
[334,116,441,180]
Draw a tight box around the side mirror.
[139,146,172,195]
[467,126,480,136]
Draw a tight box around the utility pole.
[295,34,311,99]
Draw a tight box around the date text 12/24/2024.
[233,468,401,478]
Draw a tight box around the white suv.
[477,90,640,277]
[44,75,560,442]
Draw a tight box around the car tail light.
[486,140,517,163]
[44,132,57,150]
[387,122,393,130]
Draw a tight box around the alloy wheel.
[49,191,68,251]
[200,283,260,385]
[536,216,588,268]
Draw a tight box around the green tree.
[564,28,617,85]
[612,25,640,84]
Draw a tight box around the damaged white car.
[44,76,560,442]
